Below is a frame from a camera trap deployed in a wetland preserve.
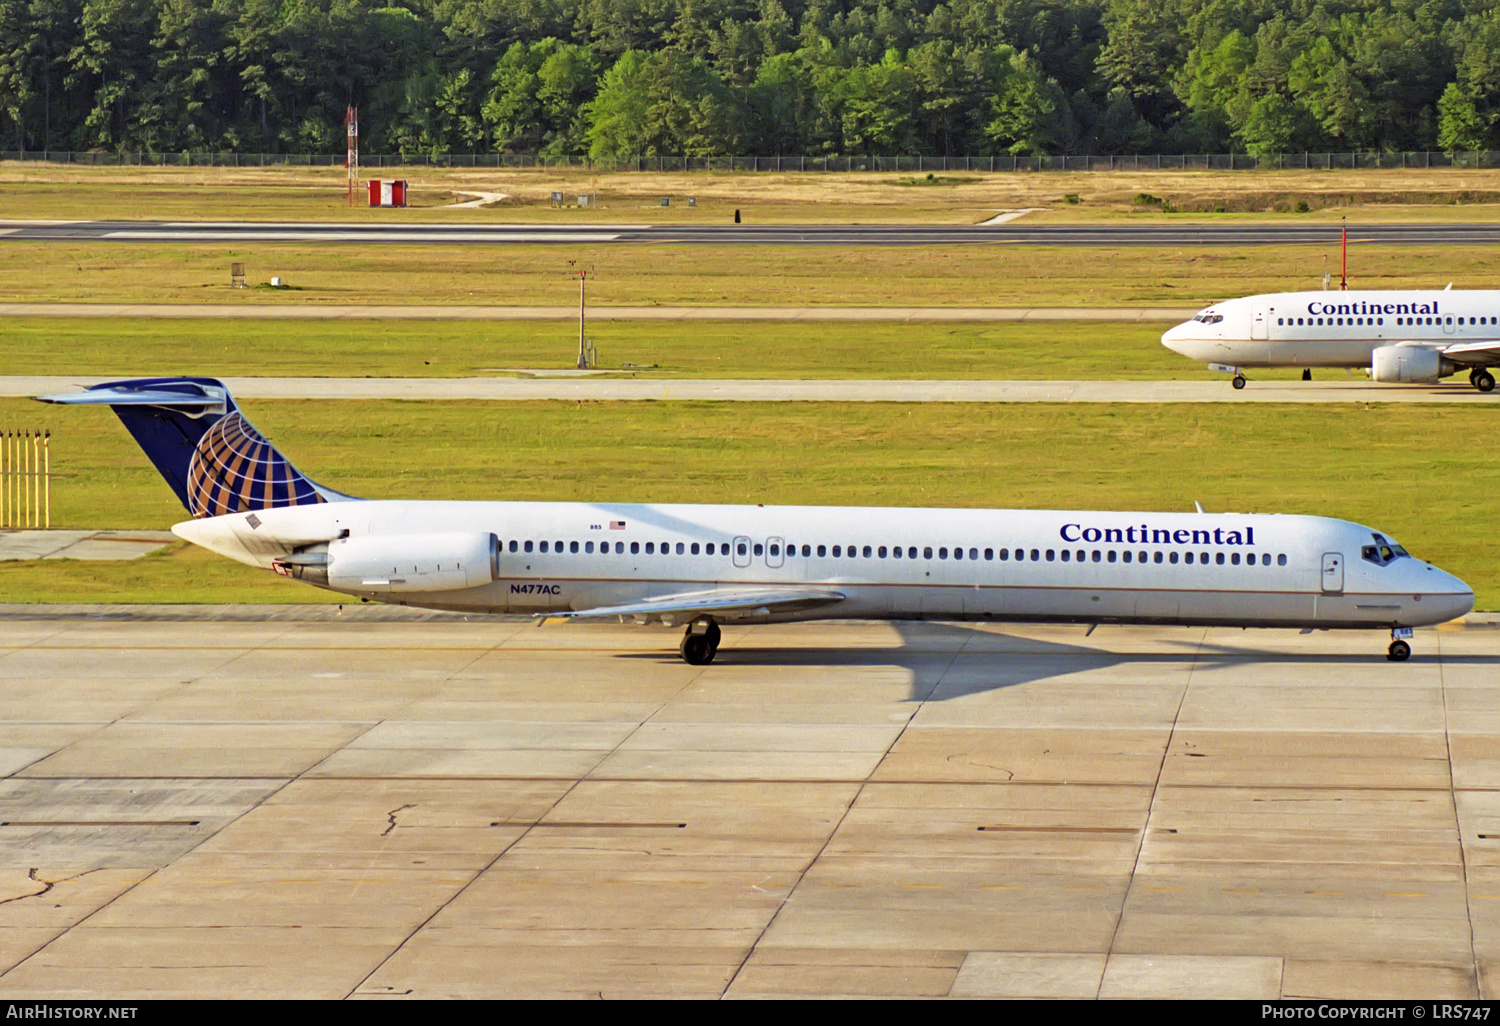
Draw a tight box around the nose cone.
[1416,563,1475,625]
[1161,321,1193,357]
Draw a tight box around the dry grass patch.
[5,164,1500,224]
[0,242,1494,308]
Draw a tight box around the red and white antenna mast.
[346,105,359,207]
[1340,216,1347,291]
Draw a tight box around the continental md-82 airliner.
[39,377,1473,663]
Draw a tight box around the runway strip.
[0,302,1195,322]
[7,219,1500,246]
[7,376,1493,403]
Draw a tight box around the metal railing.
[1,429,50,530]
[3,150,1500,172]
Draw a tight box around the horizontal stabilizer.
[546,586,846,623]
[36,382,225,412]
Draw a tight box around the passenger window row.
[508,539,733,556]
[1392,316,1485,326]
[503,538,1289,568]
[1276,315,1497,328]
[1006,548,1287,567]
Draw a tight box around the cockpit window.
[1191,313,1225,324]
[1361,533,1409,566]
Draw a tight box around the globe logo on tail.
[186,412,325,518]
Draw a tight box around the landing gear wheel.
[1475,369,1495,393]
[1387,639,1411,662]
[679,620,720,665]
[1232,375,1247,390]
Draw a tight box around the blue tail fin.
[36,376,349,517]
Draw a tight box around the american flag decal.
[609,520,626,530]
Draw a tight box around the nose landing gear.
[1208,363,1246,390]
[1387,627,1413,662]
[679,618,721,665]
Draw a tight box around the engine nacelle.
[285,532,499,593]
[1371,345,1454,384]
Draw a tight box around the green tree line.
[1,0,1498,157]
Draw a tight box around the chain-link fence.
[4,151,1500,172]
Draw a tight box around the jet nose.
[1161,321,1192,356]
[1423,565,1475,624]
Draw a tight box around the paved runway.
[0,530,174,562]
[6,220,1500,246]
[0,608,1493,998]
[0,302,1197,322]
[9,375,1496,403]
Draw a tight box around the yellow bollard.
[32,430,40,529]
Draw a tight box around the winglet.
[1194,501,1206,514]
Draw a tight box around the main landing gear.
[1387,627,1413,662]
[1470,368,1495,393]
[679,619,721,665]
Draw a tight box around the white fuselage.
[1161,290,1500,369]
[173,500,1474,630]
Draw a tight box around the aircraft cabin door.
[765,537,785,568]
[1443,315,1456,334]
[732,536,752,568]
[1251,302,1269,340]
[1321,552,1344,595]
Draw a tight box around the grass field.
[3,397,1494,608]
[2,242,1495,308]
[6,316,1307,380]
[6,164,1500,224]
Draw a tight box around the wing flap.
[547,586,846,622]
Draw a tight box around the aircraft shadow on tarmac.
[618,621,1500,702]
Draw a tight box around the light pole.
[568,262,596,369]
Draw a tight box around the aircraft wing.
[1439,340,1500,365]
[543,586,846,623]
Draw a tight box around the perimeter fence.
[5,151,1500,172]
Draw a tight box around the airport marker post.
[1,429,52,529]
[1340,217,1347,291]
[345,105,358,208]
[568,262,597,369]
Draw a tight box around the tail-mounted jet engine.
[1371,345,1455,384]
[275,532,499,593]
